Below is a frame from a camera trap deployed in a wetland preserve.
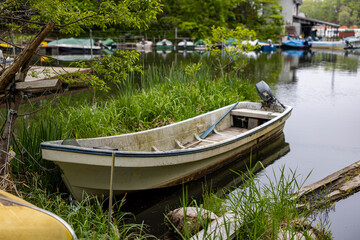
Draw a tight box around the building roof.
[293,15,340,28]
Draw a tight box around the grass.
[23,188,154,240]
[5,63,259,239]
[171,162,333,240]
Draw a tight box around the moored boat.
[281,39,311,50]
[156,39,173,50]
[309,40,347,50]
[41,82,292,201]
[136,39,153,50]
[194,39,207,51]
[259,40,276,52]
[177,40,194,50]
[46,38,102,54]
[0,189,77,240]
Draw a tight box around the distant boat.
[177,40,194,50]
[49,54,101,62]
[0,189,77,240]
[136,40,153,50]
[309,40,347,50]
[281,39,311,50]
[46,38,102,54]
[156,39,173,50]
[344,37,360,49]
[259,40,276,52]
[194,39,207,51]
[41,82,292,201]
[100,38,117,50]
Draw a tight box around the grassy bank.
[8,64,258,238]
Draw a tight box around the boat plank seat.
[204,127,246,142]
[231,108,280,120]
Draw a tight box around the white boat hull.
[42,102,292,200]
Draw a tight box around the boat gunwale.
[41,104,292,158]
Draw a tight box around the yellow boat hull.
[0,190,77,240]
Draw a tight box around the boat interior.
[58,102,284,152]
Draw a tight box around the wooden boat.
[0,189,77,240]
[41,82,292,201]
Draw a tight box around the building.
[279,0,340,38]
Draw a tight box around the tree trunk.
[0,22,54,91]
[0,22,54,176]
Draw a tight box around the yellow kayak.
[0,189,77,240]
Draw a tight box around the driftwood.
[295,160,360,208]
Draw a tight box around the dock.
[0,66,92,106]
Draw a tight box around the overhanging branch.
[0,22,55,91]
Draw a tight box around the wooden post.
[107,151,116,236]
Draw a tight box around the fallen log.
[295,160,360,208]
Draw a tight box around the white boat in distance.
[41,82,292,200]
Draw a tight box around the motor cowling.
[256,81,275,105]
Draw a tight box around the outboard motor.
[256,81,285,108]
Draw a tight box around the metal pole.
[90,29,93,58]
[108,151,115,237]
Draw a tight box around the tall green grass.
[53,65,258,138]
[173,164,333,240]
[24,188,154,240]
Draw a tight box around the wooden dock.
[0,66,92,106]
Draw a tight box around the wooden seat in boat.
[231,109,280,120]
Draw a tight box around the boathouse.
[279,0,340,38]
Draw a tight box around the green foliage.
[70,50,143,91]
[230,0,284,41]
[24,189,154,239]
[172,164,333,239]
[206,26,259,78]
[302,0,360,27]
[148,0,283,40]
[56,65,257,139]
[28,0,162,35]
[228,165,332,239]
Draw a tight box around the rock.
[165,207,217,235]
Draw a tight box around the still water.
[258,49,360,240]
[52,48,360,238]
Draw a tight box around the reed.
[174,163,333,239]
[57,65,258,139]
[24,188,154,240]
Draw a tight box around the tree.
[148,0,284,41]
[0,0,162,179]
[231,0,284,41]
[302,0,360,27]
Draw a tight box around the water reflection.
[36,48,360,238]
[121,133,290,237]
